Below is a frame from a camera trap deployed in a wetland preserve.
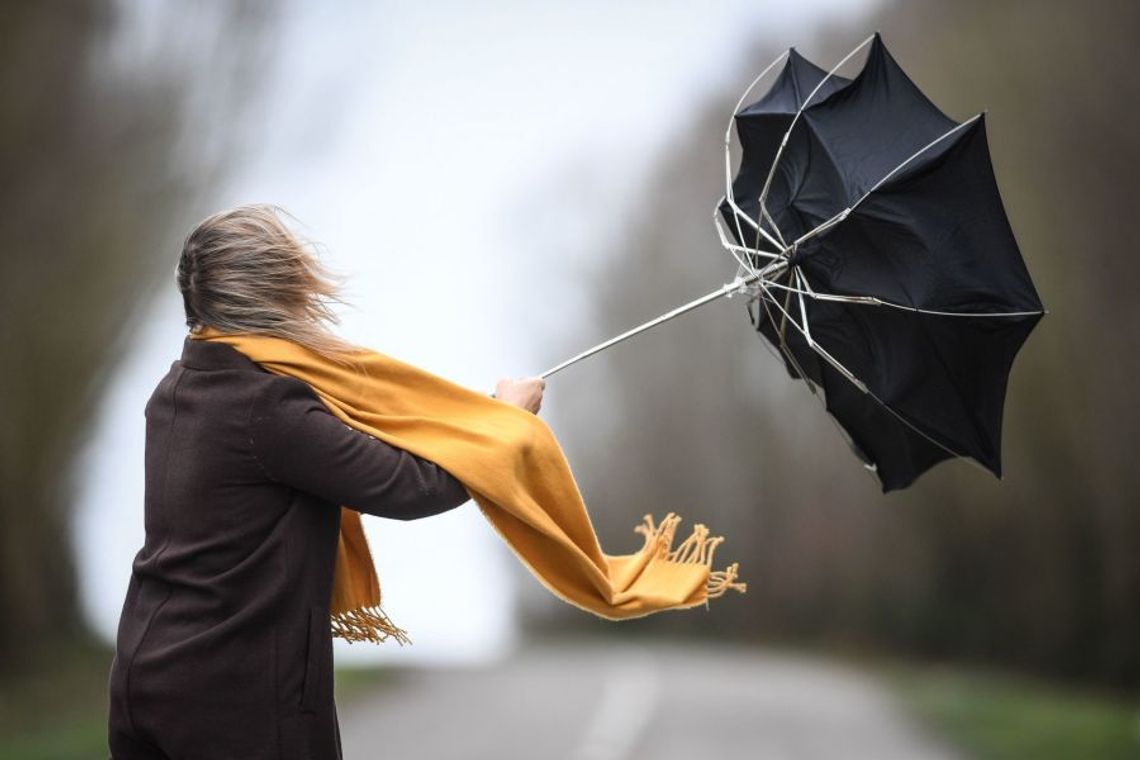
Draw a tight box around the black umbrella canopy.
[721,33,1044,491]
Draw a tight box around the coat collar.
[179,334,266,373]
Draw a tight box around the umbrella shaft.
[539,262,783,379]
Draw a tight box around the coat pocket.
[299,606,325,713]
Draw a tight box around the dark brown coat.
[107,336,470,759]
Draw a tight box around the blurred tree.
[541,0,1140,688]
[0,2,277,673]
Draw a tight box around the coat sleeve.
[248,374,470,520]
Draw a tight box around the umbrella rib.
[714,214,761,273]
[869,386,992,477]
[755,277,984,472]
[756,277,1043,317]
[713,230,782,262]
[723,50,791,143]
[794,268,813,345]
[714,214,781,290]
[755,290,876,475]
[761,205,788,248]
[786,114,986,256]
[756,279,866,392]
[757,283,817,395]
[755,33,877,225]
[787,268,877,471]
[875,302,1043,318]
[777,272,795,345]
[722,49,792,258]
[720,197,785,252]
[852,113,984,208]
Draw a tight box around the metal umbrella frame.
[539,32,1045,486]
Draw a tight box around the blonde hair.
[176,204,363,366]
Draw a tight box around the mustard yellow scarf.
[190,326,746,643]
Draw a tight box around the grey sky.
[74,0,878,666]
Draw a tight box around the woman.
[106,204,545,759]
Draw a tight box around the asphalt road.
[338,639,962,760]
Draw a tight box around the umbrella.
[542,33,1045,492]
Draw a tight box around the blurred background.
[2,1,1137,758]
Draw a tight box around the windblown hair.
[176,204,363,366]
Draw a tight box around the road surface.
[338,639,961,760]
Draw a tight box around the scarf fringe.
[707,563,747,598]
[634,512,748,599]
[331,603,413,646]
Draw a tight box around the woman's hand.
[494,377,546,414]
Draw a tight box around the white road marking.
[570,646,661,760]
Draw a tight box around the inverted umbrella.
[541,33,1044,492]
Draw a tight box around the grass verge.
[0,640,398,760]
[889,664,1140,759]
